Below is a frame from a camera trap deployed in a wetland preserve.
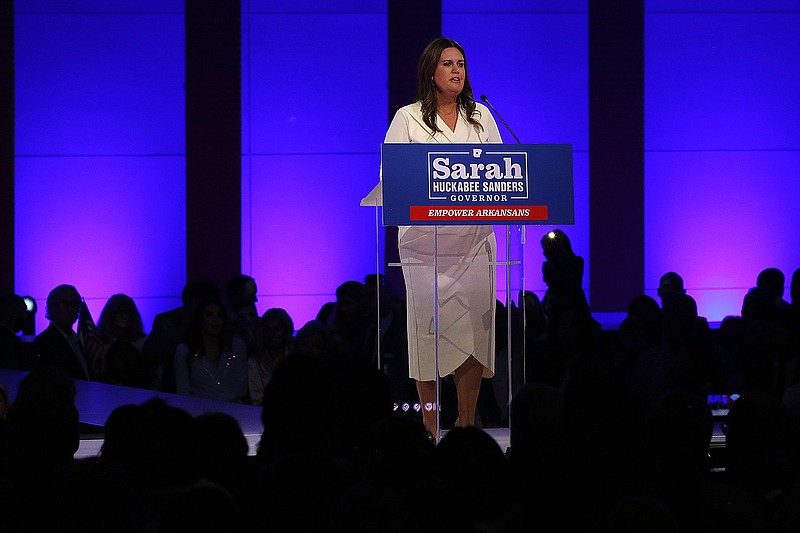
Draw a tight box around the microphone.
[480,94,521,144]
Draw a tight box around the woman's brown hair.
[415,37,482,134]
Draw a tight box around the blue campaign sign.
[380,143,574,226]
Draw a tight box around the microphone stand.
[480,94,521,144]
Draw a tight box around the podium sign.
[381,143,574,226]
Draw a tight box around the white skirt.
[398,225,496,381]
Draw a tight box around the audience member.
[508,381,565,479]
[42,456,138,533]
[476,299,506,428]
[723,391,795,518]
[351,414,442,532]
[547,298,604,390]
[97,293,148,353]
[257,352,345,463]
[639,390,769,533]
[226,274,258,310]
[249,307,294,406]
[540,229,590,322]
[317,280,373,370]
[716,314,747,390]
[657,271,686,304]
[32,284,92,380]
[141,278,221,392]
[756,267,791,314]
[95,293,149,388]
[1,366,80,528]
[336,365,394,459]
[0,293,30,370]
[539,230,602,390]
[629,291,724,422]
[518,290,552,385]
[102,339,151,388]
[174,297,249,403]
[363,273,413,407]
[229,299,259,356]
[435,426,512,531]
[189,412,251,500]
[290,319,341,359]
[626,294,664,348]
[740,297,799,403]
[615,295,663,389]
[226,274,259,355]
[252,451,346,533]
[100,398,196,491]
[508,385,568,531]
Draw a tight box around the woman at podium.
[383,37,503,436]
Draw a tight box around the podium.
[362,143,573,440]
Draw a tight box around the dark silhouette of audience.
[540,229,591,322]
[316,280,374,370]
[0,367,80,531]
[717,314,747,390]
[95,293,149,387]
[435,425,512,531]
[723,391,795,519]
[226,273,259,355]
[290,318,343,359]
[738,268,800,407]
[4,252,800,533]
[538,229,602,391]
[256,351,344,463]
[362,273,414,409]
[756,267,791,314]
[97,293,148,354]
[518,290,550,385]
[189,412,251,501]
[102,339,151,388]
[636,390,769,533]
[615,294,663,390]
[248,307,294,406]
[141,278,221,392]
[658,271,687,303]
[629,290,724,423]
[32,284,93,380]
[0,293,30,370]
[173,295,249,403]
[226,274,258,310]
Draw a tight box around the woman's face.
[201,303,225,337]
[262,317,289,349]
[433,47,465,100]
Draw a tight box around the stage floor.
[0,369,511,458]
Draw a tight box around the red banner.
[409,205,548,222]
